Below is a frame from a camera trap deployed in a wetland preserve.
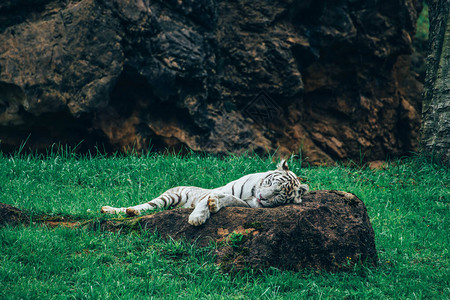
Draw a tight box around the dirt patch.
[0,207,82,229]
[0,203,30,227]
[38,216,81,229]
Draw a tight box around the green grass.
[0,153,449,299]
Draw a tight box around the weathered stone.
[101,190,378,272]
[0,0,423,164]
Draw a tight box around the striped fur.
[101,160,309,226]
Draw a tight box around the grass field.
[0,152,448,299]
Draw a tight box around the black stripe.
[261,174,271,183]
[231,183,236,196]
[287,172,296,181]
[239,177,251,199]
[148,202,157,208]
[199,192,209,201]
[174,193,182,206]
[160,196,168,207]
[167,195,176,208]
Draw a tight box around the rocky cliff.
[0,0,423,164]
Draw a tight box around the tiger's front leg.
[207,193,251,213]
[187,192,226,226]
[188,193,250,226]
[188,197,211,226]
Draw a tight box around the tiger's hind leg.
[100,203,157,216]
[101,206,127,214]
[101,187,190,216]
[101,201,162,216]
[124,203,158,216]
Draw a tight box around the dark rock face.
[0,203,29,226]
[115,190,377,272]
[0,0,422,164]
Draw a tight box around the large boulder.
[101,190,378,272]
[0,0,423,164]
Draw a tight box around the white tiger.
[101,160,309,226]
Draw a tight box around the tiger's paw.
[188,211,208,226]
[207,196,220,213]
[126,208,140,217]
[101,206,116,214]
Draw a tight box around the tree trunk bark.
[421,0,450,162]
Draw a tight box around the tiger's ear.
[277,160,289,171]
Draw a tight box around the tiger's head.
[254,160,309,207]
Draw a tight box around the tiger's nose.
[299,184,309,195]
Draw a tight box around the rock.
[0,203,29,227]
[0,0,423,164]
[368,160,388,170]
[100,190,378,272]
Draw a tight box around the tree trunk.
[421,0,450,162]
